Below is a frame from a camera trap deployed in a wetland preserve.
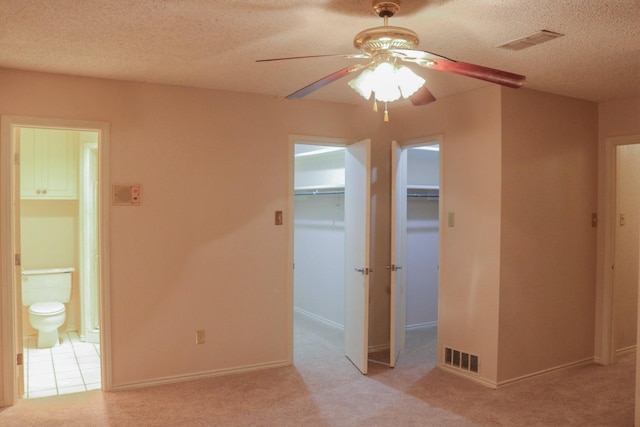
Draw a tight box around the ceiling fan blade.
[428,59,526,88]
[410,86,437,106]
[286,63,369,99]
[390,48,456,63]
[392,48,526,89]
[256,53,368,62]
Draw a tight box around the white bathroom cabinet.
[20,128,78,199]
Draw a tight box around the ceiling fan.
[258,0,526,116]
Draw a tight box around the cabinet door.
[43,130,78,198]
[19,128,39,198]
[20,128,78,199]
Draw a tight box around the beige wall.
[499,89,598,382]
[0,68,390,392]
[1,66,636,403]
[393,85,504,383]
[393,87,600,385]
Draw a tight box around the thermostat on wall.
[112,184,142,206]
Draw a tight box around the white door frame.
[598,133,640,365]
[0,116,112,406]
[80,140,100,344]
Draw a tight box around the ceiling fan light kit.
[348,62,426,103]
[258,0,526,121]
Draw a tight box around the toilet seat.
[29,302,65,316]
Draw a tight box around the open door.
[344,138,371,374]
[390,141,407,367]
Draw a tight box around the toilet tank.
[21,268,74,306]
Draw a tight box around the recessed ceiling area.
[0,0,638,105]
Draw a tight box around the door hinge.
[14,152,19,165]
[15,253,21,266]
[17,353,23,366]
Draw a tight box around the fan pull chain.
[384,103,389,122]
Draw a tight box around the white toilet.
[21,268,74,348]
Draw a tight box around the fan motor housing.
[373,1,401,17]
[353,26,419,54]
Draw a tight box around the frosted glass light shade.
[348,62,425,103]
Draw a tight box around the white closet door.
[344,138,371,374]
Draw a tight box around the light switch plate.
[447,212,455,227]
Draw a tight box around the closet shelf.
[407,184,439,190]
[295,186,344,196]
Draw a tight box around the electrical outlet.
[196,330,205,345]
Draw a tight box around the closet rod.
[295,191,437,198]
[407,193,439,199]
[295,189,345,196]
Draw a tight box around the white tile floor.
[22,331,101,399]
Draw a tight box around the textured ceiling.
[0,0,638,105]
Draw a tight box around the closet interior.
[293,143,440,333]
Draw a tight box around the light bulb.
[349,62,425,103]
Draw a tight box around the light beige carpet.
[0,313,634,426]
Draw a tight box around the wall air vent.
[444,347,479,373]
[497,30,564,51]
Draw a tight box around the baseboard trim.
[111,359,290,392]
[406,321,437,330]
[616,345,636,356]
[439,357,597,389]
[495,357,594,388]
[294,307,343,330]
[368,343,390,353]
[594,345,636,365]
[438,364,498,389]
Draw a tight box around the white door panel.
[344,139,371,374]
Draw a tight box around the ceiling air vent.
[497,30,564,51]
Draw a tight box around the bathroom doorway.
[0,116,111,404]
[20,128,101,398]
